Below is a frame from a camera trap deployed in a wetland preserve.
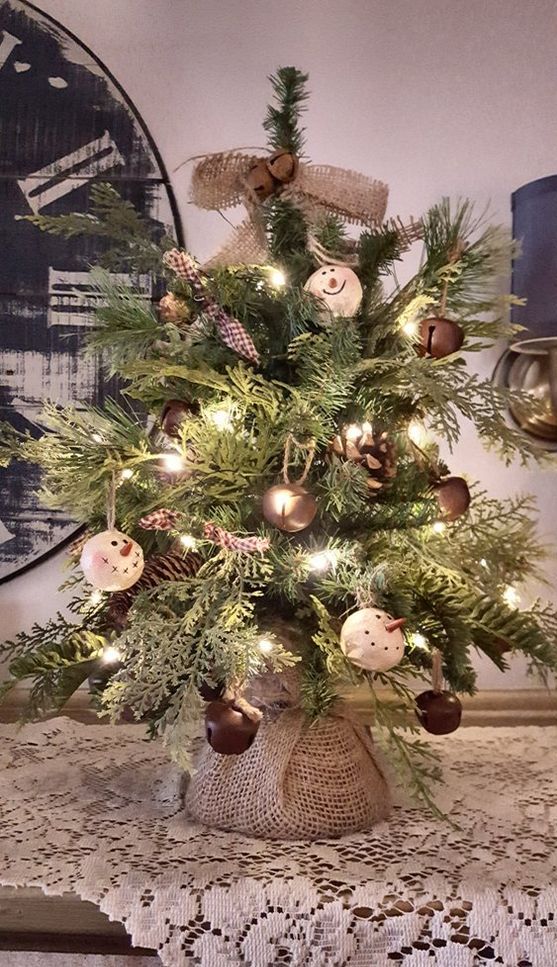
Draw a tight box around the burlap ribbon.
[190,148,390,267]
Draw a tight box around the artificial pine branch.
[263,67,309,155]
[299,650,339,719]
[263,68,311,276]
[266,199,310,281]
[85,269,167,369]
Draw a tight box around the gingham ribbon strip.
[163,249,260,365]
[138,512,270,555]
[139,509,181,531]
[203,522,270,554]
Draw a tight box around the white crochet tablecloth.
[0,719,556,967]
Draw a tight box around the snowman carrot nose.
[328,277,338,288]
[385,618,406,633]
[120,541,133,557]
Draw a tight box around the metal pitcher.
[494,176,557,448]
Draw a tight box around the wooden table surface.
[0,887,157,956]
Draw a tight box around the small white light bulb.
[101,645,121,665]
[269,268,286,288]
[503,585,520,608]
[411,632,428,649]
[90,589,103,606]
[211,408,233,432]
[432,520,446,534]
[408,420,427,446]
[161,453,184,473]
[344,423,362,442]
[258,637,274,654]
[92,433,103,444]
[480,558,488,568]
[120,468,134,481]
[402,320,418,337]
[308,550,338,572]
[179,534,197,550]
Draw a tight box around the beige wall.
[2,0,557,688]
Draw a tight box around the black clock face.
[0,0,182,582]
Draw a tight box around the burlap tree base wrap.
[186,705,391,840]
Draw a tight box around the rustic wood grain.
[0,887,157,955]
[1,684,555,725]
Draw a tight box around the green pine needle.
[263,67,310,155]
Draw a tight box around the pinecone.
[331,422,396,493]
[105,551,202,631]
[158,292,191,325]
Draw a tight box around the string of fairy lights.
[88,266,523,669]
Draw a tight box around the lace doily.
[0,719,556,966]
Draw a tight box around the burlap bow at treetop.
[189,148,390,267]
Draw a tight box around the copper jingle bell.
[262,483,317,533]
[418,316,464,359]
[245,160,276,201]
[435,475,471,521]
[205,701,260,755]
[266,149,298,184]
[415,689,462,735]
[160,399,198,439]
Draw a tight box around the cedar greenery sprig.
[23,182,172,273]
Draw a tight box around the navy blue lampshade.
[512,175,557,338]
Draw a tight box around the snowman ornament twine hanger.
[80,475,144,592]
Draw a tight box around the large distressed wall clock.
[0,0,183,582]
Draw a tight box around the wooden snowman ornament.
[340,608,406,672]
[304,264,363,318]
[79,475,144,592]
[80,529,145,591]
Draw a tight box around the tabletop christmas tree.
[2,68,556,838]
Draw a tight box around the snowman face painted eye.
[111,540,118,546]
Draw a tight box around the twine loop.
[438,237,466,316]
[281,433,316,486]
[431,648,444,693]
[106,473,116,531]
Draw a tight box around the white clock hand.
[0,30,22,71]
